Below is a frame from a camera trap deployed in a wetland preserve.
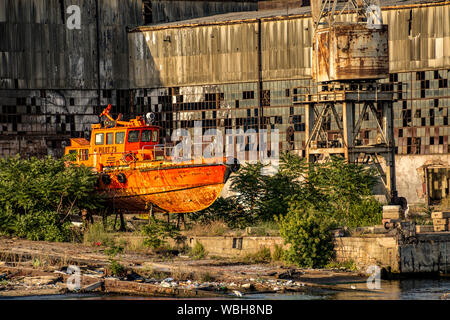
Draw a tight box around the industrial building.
[1,0,450,207]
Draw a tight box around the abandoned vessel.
[64,105,234,214]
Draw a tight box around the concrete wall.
[333,236,400,272]
[399,233,450,273]
[186,236,286,257]
[0,0,143,90]
[180,233,450,275]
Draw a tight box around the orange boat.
[64,105,236,214]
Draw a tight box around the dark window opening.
[232,238,243,250]
[127,130,140,143]
[262,90,270,107]
[426,167,450,206]
[243,91,254,100]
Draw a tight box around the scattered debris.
[232,290,243,297]
[81,281,104,292]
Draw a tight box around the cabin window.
[106,132,114,145]
[95,133,104,145]
[115,132,125,144]
[78,149,88,161]
[141,130,152,142]
[152,130,158,142]
[127,130,140,143]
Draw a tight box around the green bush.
[0,155,103,242]
[277,207,335,268]
[15,210,72,242]
[190,241,207,259]
[192,153,382,268]
[271,244,284,262]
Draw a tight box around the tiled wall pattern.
[0,69,449,158]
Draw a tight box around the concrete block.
[432,212,450,219]
[383,205,402,212]
[383,211,404,219]
[433,224,449,232]
[416,225,434,233]
[382,205,404,219]
[433,218,449,225]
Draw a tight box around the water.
[3,279,450,300]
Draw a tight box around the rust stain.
[313,24,389,82]
[100,163,229,214]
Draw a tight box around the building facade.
[1,0,450,206]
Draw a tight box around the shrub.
[190,241,207,259]
[141,217,181,249]
[277,207,335,268]
[15,210,72,242]
[83,221,114,246]
[0,155,103,242]
[109,259,126,277]
[271,244,284,262]
[243,247,272,264]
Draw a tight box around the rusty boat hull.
[98,162,231,214]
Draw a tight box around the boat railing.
[141,144,173,161]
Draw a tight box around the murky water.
[4,279,450,300]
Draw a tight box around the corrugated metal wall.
[0,0,143,90]
[150,0,258,24]
[129,22,260,87]
[129,2,450,88]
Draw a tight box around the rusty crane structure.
[293,0,400,204]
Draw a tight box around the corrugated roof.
[130,0,449,32]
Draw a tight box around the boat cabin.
[65,105,161,171]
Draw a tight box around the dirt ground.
[0,236,370,298]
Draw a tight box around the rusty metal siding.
[129,2,450,88]
[312,24,389,82]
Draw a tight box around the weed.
[170,269,194,281]
[141,217,181,249]
[185,220,229,236]
[243,247,272,264]
[190,241,207,260]
[109,259,126,277]
[271,244,284,262]
[325,260,357,271]
[197,272,215,282]
[83,222,114,246]
[32,257,41,268]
